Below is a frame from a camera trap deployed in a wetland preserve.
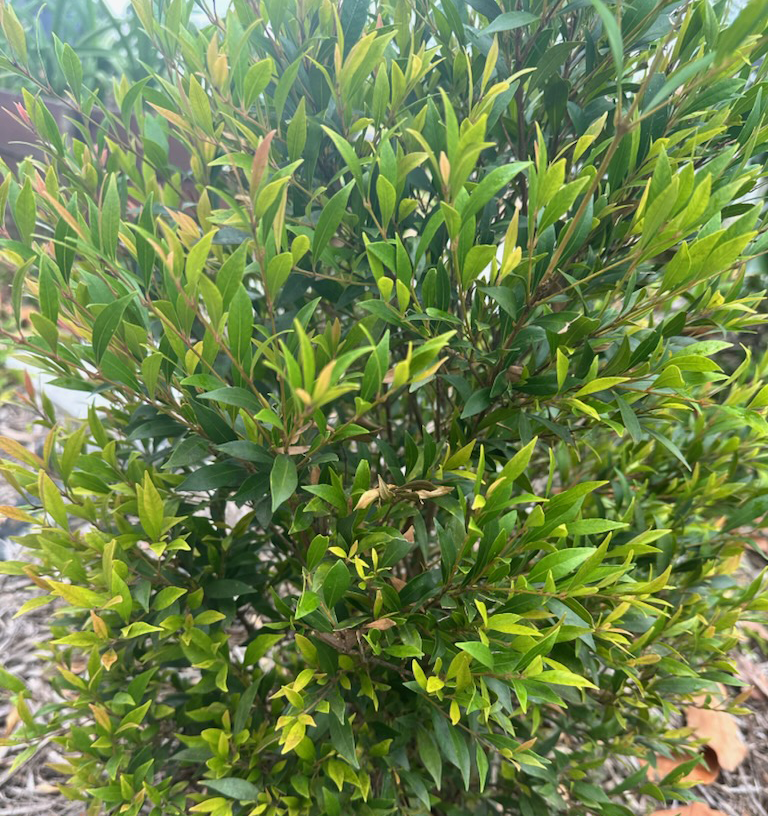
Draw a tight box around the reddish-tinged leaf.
[251,130,276,193]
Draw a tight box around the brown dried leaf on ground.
[686,698,748,773]
[739,620,768,642]
[650,804,729,816]
[650,746,720,786]
[750,533,768,556]
[737,655,768,701]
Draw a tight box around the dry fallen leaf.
[751,533,768,556]
[650,804,728,816]
[2,705,21,737]
[685,697,748,772]
[649,746,719,786]
[737,655,768,701]
[740,619,768,641]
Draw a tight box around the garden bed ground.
[0,400,767,816]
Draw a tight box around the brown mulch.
[695,661,768,816]
[1,402,768,815]
[0,402,81,815]
[0,556,84,816]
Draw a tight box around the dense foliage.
[1,0,768,814]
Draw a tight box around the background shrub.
[1,0,768,814]
[0,0,155,95]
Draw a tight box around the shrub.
[1,1,768,814]
[0,0,155,95]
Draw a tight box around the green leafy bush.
[0,0,156,95]
[1,0,768,814]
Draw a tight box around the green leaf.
[536,669,597,689]
[485,615,541,636]
[202,778,260,800]
[461,162,530,225]
[101,175,120,260]
[244,634,283,665]
[1,4,27,65]
[228,285,253,366]
[307,535,329,571]
[499,437,538,482]
[234,679,262,733]
[296,590,321,619]
[573,377,629,397]
[270,454,298,513]
[616,395,642,442]
[566,519,628,535]
[138,471,164,541]
[0,667,25,692]
[274,55,302,123]
[556,349,568,390]
[529,547,597,583]
[717,0,765,59]
[38,260,59,324]
[341,0,369,47]
[59,42,83,101]
[217,244,247,308]
[329,711,359,768]
[153,587,187,610]
[649,429,691,471]
[361,330,390,401]
[120,622,164,638]
[461,244,496,287]
[40,471,69,530]
[287,97,307,161]
[178,463,246,491]
[456,641,494,668]
[417,729,442,788]
[476,744,489,792]
[322,560,351,608]
[645,54,715,111]
[92,295,132,363]
[265,252,293,297]
[199,387,262,413]
[460,388,491,419]
[322,127,363,188]
[312,182,354,261]
[49,580,106,608]
[13,177,36,245]
[185,230,216,288]
[587,0,623,74]
[539,176,590,232]
[188,74,214,135]
[483,11,538,33]
[376,176,396,228]
[243,58,274,108]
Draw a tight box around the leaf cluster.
[1,0,768,814]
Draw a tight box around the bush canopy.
[1,0,768,814]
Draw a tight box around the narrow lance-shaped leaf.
[270,454,297,513]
